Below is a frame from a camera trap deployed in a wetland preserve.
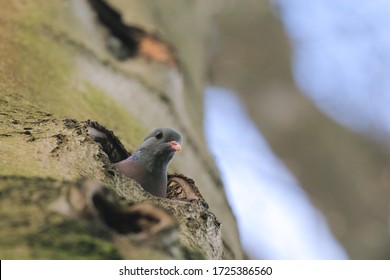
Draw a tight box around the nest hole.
[92,191,168,236]
[88,0,177,65]
[85,120,130,163]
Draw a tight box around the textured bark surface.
[0,0,242,259]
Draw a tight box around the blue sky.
[204,0,390,259]
[273,0,390,136]
[204,87,347,259]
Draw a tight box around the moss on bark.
[0,0,242,259]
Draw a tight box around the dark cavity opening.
[85,120,130,163]
[92,191,160,235]
[88,0,146,60]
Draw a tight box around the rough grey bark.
[0,0,242,259]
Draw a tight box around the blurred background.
[204,0,390,259]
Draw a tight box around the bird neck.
[130,148,169,173]
[129,149,143,161]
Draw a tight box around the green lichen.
[29,217,121,260]
[0,176,123,260]
[0,1,146,177]
[72,82,146,150]
[0,1,143,128]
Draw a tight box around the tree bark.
[0,0,242,259]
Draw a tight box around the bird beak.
[169,141,182,152]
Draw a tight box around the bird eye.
[155,131,163,139]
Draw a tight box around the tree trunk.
[0,0,242,259]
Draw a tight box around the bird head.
[135,128,182,169]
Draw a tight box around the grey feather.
[114,128,182,197]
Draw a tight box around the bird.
[114,128,182,198]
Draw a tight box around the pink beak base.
[169,141,182,152]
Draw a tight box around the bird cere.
[114,128,182,198]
